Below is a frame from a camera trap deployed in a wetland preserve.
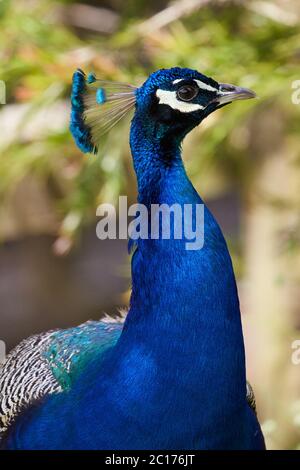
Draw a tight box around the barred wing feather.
[0,316,125,439]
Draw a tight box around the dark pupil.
[177,85,198,101]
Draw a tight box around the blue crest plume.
[70,69,136,154]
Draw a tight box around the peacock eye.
[177,84,199,102]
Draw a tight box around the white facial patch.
[156,89,204,113]
[195,80,218,93]
[173,78,218,93]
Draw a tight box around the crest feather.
[70,69,136,154]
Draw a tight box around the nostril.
[219,84,236,93]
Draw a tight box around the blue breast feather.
[2,186,265,450]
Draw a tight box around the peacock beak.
[216,83,256,105]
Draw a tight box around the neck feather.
[124,112,246,406]
[130,113,193,204]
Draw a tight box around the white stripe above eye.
[172,78,218,93]
[156,89,204,113]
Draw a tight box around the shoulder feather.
[0,331,60,436]
[0,312,127,438]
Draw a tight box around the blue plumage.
[1,67,264,450]
[70,69,95,154]
[44,320,123,389]
[70,69,136,154]
[96,88,106,104]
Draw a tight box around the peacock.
[0,67,265,450]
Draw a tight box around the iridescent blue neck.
[119,112,247,436]
[128,110,245,338]
[130,112,194,206]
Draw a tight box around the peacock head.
[70,67,256,154]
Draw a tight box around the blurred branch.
[138,0,299,34]
[0,102,68,150]
[247,1,299,26]
[137,0,231,34]
[59,3,120,35]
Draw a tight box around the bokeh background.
[0,0,300,450]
